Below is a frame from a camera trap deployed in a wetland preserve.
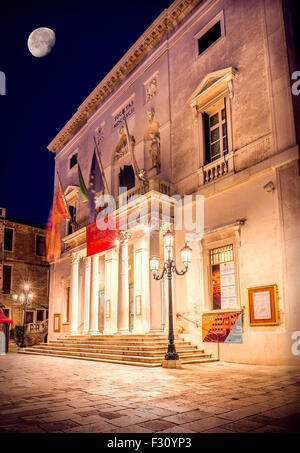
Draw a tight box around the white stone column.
[70,253,80,335]
[118,233,130,333]
[89,254,99,335]
[83,256,91,335]
[133,235,150,333]
[149,231,163,332]
[103,248,119,334]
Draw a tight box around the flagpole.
[93,135,109,194]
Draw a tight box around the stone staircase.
[18,334,217,367]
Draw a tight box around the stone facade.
[0,208,49,341]
[47,0,299,365]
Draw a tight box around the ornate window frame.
[194,10,225,61]
[188,67,238,184]
[201,221,244,314]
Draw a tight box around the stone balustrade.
[198,151,234,186]
[26,320,48,333]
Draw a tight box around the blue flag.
[87,149,104,223]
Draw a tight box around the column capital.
[119,231,132,244]
[83,255,91,268]
[160,222,173,235]
[71,253,81,264]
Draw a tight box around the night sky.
[0,0,172,225]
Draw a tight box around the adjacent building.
[46,0,299,365]
[0,208,49,341]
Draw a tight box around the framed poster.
[248,285,278,326]
[202,312,242,343]
[105,300,111,318]
[135,295,142,316]
[53,313,61,332]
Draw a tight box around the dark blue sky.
[0,0,172,225]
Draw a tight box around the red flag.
[46,183,70,262]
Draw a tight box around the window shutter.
[203,112,211,165]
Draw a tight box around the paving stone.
[1,423,47,433]
[1,354,300,434]
[159,425,198,433]
[219,420,264,432]
[110,425,153,433]
[137,406,178,417]
[38,419,80,432]
[202,427,234,433]
[64,420,117,433]
[139,419,177,431]
[250,424,290,433]
[163,409,212,424]
[107,415,145,428]
[180,416,231,432]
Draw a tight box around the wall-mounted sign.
[113,99,135,130]
[53,313,61,333]
[248,285,278,326]
[202,311,242,343]
[135,295,142,316]
[105,300,111,318]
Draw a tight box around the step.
[57,338,180,344]
[31,345,201,356]
[47,342,196,351]
[19,349,216,367]
[60,335,175,340]
[19,347,212,363]
[48,341,190,349]
[56,335,178,343]
[18,350,161,367]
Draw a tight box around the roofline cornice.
[47,0,203,154]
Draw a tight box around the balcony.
[198,151,234,186]
[116,176,173,207]
[68,176,173,233]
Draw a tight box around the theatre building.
[38,0,299,366]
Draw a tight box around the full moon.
[27,27,56,58]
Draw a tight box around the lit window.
[210,244,237,310]
[203,101,228,164]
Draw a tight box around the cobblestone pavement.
[0,353,300,433]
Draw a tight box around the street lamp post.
[13,285,33,348]
[150,230,192,368]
